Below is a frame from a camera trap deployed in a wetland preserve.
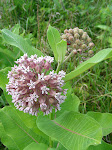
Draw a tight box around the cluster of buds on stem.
[61,27,94,62]
[6,54,67,116]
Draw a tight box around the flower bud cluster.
[6,54,67,116]
[61,27,94,61]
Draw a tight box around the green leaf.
[2,91,49,140]
[23,142,66,150]
[0,122,21,150]
[12,24,21,35]
[56,40,67,63]
[87,111,112,136]
[56,93,80,117]
[87,140,112,150]
[47,25,61,61]
[0,67,11,91]
[0,107,48,150]
[37,111,102,150]
[64,48,112,82]
[96,25,111,32]
[1,29,44,57]
[0,47,15,59]
[23,142,48,150]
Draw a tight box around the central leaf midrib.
[52,120,99,142]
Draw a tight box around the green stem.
[49,112,54,147]
[63,51,74,64]
[56,62,61,73]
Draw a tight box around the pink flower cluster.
[6,54,67,116]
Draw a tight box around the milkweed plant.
[0,25,112,150]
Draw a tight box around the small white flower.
[30,54,38,59]
[27,80,36,89]
[30,92,39,102]
[49,70,57,79]
[38,73,45,81]
[23,107,30,113]
[40,103,47,110]
[55,93,61,100]
[45,56,54,63]
[41,86,49,94]
[20,65,30,73]
[36,56,44,63]
[58,70,66,78]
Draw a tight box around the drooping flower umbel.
[6,54,67,116]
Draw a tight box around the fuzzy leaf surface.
[64,48,112,81]
[37,111,102,150]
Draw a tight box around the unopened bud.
[82,33,87,40]
[83,32,87,36]
[68,48,72,52]
[77,49,82,54]
[74,27,79,31]
[64,29,69,34]
[73,49,77,54]
[74,33,80,38]
[69,36,74,41]
[73,30,78,34]
[61,34,67,39]
[79,29,83,35]
[66,33,71,38]
[69,29,73,34]
[87,37,91,42]
[88,50,94,54]
[81,44,87,49]
[89,42,94,48]
[75,39,81,45]
[73,44,77,48]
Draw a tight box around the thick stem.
[49,112,54,147]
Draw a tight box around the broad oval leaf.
[87,111,112,136]
[47,25,61,61]
[37,111,102,150]
[0,107,48,150]
[1,29,44,57]
[64,48,112,82]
